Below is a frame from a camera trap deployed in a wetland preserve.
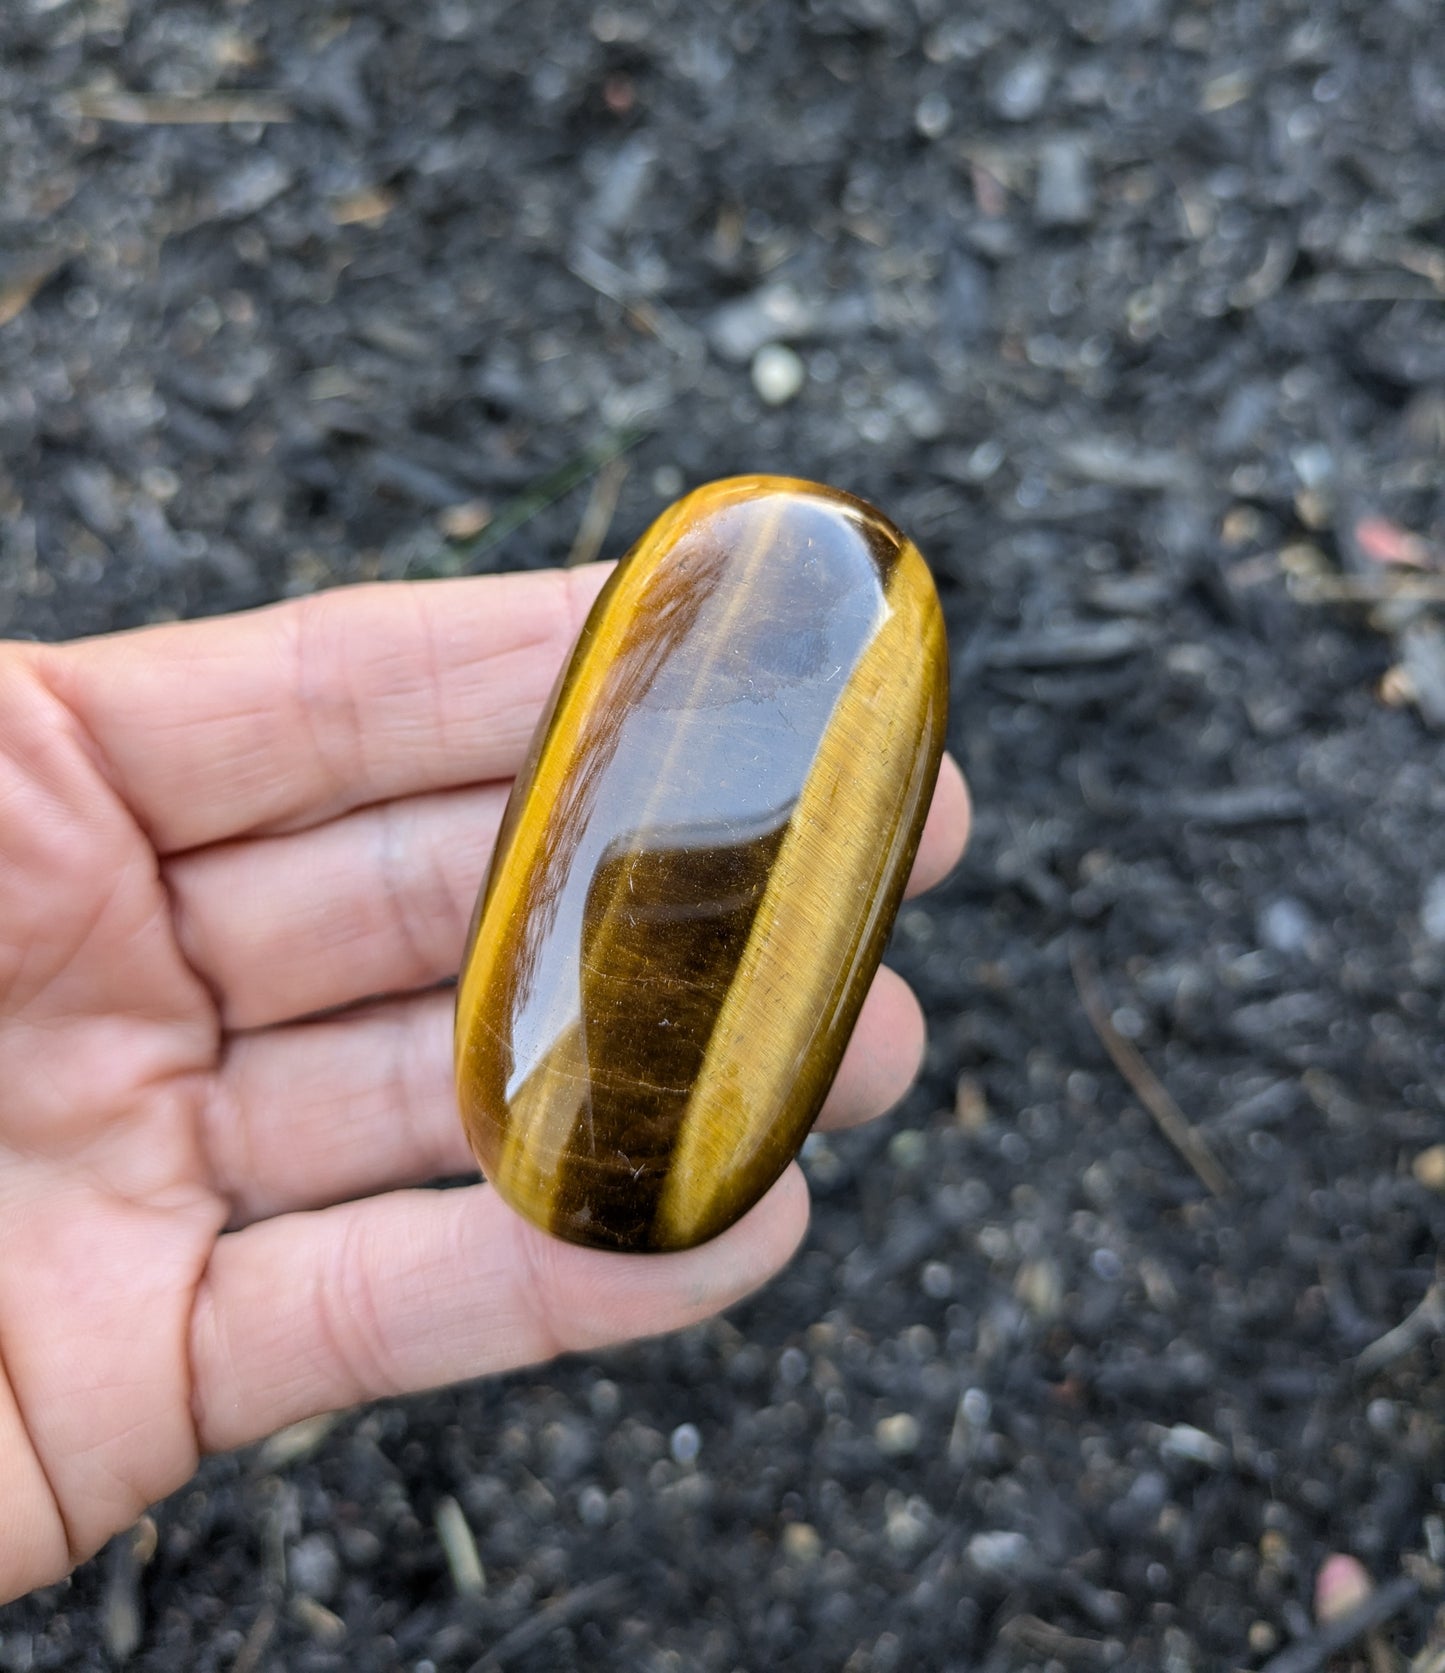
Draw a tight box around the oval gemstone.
[455,476,948,1252]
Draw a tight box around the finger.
[814,965,926,1132]
[188,1166,810,1453]
[170,756,968,1030]
[168,783,509,1030]
[40,567,610,855]
[210,964,924,1223]
[909,752,970,896]
[211,991,468,1224]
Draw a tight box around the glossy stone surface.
[455,476,948,1251]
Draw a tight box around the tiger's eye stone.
[455,475,948,1252]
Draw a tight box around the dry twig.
[1001,1614,1119,1664]
[1291,574,1445,606]
[1258,1576,1419,1673]
[231,1603,277,1673]
[566,454,629,568]
[57,91,292,125]
[466,1577,628,1672]
[567,246,702,362]
[419,426,648,575]
[1070,939,1232,1198]
[1355,1275,1445,1381]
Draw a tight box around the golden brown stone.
[454,475,948,1251]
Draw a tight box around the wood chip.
[330,186,397,226]
[255,1412,339,1472]
[56,91,293,125]
[954,1073,990,1132]
[0,255,68,329]
[1200,70,1252,112]
[100,1517,157,1662]
[436,1495,486,1598]
[292,1595,347,1644]
[1170,786,1308,828]
[438,499,494,541]
[984,621,1148,670]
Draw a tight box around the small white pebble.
[962,1387,991,1427]
[778,1346,809,1387]
[1291,442,1334,490]
[875,1412,922,1456]
[1365,1398,1396,1434]
[801,1132,843,1187]
[885,1499,931,1554]
[588,1378,621,1421]
[920,1260,953,1300]
[1015,1257,1064,1321]
[967,438,1005,480]
[914,91,953,139]
[751,342,806,406]
[967,1529,1031,1576]
[140,465,180,503]
[781,1522,822,1562]
[888,1128,928,1171]
[1413,1145,1445,1192]
[289,1533,340,1601]
[1259,895,1314,956]
[669,1422,701,1466]
[999,1131,1029,1165]
[977,1224,1012,1261]
[577,1485,609,1527]
[1110,1005,1146,1040]
[1248,1621,1279,1655]
[1160,1423,1228,1469]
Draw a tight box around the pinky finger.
[188,1168,810,1453]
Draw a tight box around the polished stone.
[455,475,948,1251]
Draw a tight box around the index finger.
[188,1167,811,1453]
[34,567,608,855]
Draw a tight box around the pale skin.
[0,565,970,1604]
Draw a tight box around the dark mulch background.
[4,0,1445,1668]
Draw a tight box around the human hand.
[0,566,969,1601]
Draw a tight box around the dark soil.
[4,0,1445,1668]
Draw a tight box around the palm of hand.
[0,570,967,1603]
[1,653,226,1595]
